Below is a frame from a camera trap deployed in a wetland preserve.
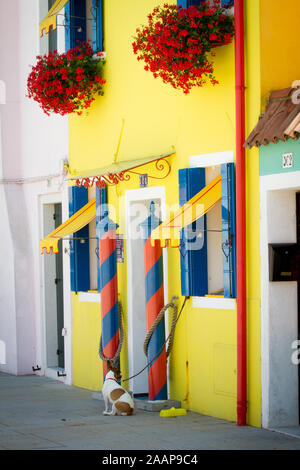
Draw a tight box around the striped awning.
[151,175,222,248]
[40,0,69,37]
[40,197,96,254]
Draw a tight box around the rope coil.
[98,296,188,382]
[143,296,178,358]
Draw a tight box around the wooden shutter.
[69,186,90,292]
[92,0,103,52]
[179,168,208,297]
[221,163,236,298]
[177,1,233,7]
[177,0,205,7]
[65,0,87,51]
[221,0,234,7]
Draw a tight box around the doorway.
[260,182,300,428]
[125,188,168,397]
[43,202,65,374]
[54,203,64,369]
[296,193,300,424]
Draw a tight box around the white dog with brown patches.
[102,361,134,416]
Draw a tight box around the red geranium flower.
[27,41,106,116]
[132,1,234,94]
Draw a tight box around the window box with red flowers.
[132,1,234,94]
[27,41,105,116]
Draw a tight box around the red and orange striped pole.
[97,186,119,379]
[141,202,167,400]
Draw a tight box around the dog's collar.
[105,377,118,382]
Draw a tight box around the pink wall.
[0,0,69,375]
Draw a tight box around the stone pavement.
[0,372,300,451]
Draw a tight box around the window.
[179,152,236,301]
[39,0,58,55]
[68,185,102,293]
[65,0,103,51]
[86,0,93,45]
[48,0,58,52]
[65,0,87,51]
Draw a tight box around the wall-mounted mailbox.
[269,243,298,282]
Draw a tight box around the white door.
[126,189,167,397]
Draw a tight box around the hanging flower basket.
[132,1,234,94]
[27,41,106,116]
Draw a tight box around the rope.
[143,296,178,358]
[98,301,124,367]
[122,296,188,383]
[98,296,189,382]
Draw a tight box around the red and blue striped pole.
[96,184,119,379]
[141,201,167,401]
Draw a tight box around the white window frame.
[189,151,236,310]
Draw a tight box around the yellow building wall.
[72,293,102,390]
[70,0,262,426]
[245,0,262,428]
[260,0,300,106]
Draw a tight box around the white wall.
[0,0,70,377]
[0,102,18,375]
[261,174,300,428]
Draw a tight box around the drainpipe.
[234,0,247,426]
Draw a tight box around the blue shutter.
[96,184,107,292]
[92,0,103,52]
[179,168,208,297]
[69,186,90,292]
[221,0,234,7]
[65,0,87,51]
[177,1,187,7]
[177,0,205,7]
[221,163,236,298]
[64,1,72,51]
[177,0,232,7]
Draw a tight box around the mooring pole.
[141,201,167,400]
[97,185,119,379]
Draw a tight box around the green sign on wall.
[260,138,300,176]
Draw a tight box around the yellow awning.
[40,197,96,254]
[151,175,222,248]
[40,0,70,37]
